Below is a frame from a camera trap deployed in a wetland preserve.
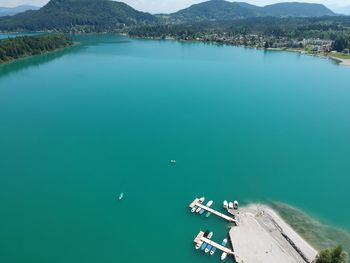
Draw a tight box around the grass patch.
[329,52,350,60]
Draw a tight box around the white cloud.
[1,0,350,13]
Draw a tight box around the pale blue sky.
[1,0,350,13]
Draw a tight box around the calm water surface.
[0,34,350,262]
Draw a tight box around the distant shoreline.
[1,32,350,68]
[128,34,350,68]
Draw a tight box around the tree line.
[127,17,350,52]
[0,34,73,63]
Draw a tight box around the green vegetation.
[0,0,338,33]
[128,17,350,53]
[0,0,349,56]
[329,52,350,60]
[166,1,335,23]
[0,34,73,64]
[0,0,155,32]
[316,245,348,263]
[129,16,350,41]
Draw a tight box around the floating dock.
[194,231,235,255]
[189,198,238,223]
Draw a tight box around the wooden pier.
[194,231,235,255]
[189,198,238,224]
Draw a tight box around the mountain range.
[0,0,339,31]
[0,5,39,17]
[167,0,336,22]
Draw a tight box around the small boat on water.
[221,252,227,261]
[199,197,205,203]
[195,242,202,250]
[191,206,197,213]
[196,206,202,213]
[207,232,213,239]
[205,244,212,253]
[199,208,205,214]
[210,247,216,255]
[200,242,207,251]
[228,202,234,209]
[170,160,176,163]
[204,200,213,217]
[221,238,228,246]
[118,193,124,200]
[206,200,213,207]
[223,200,228,209]
[233,200,239,209]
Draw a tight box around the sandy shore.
[340,59,350,66]
[229,204,318,263]
[328,56,350,67]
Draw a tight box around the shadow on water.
[269,202,350,253]
[0,45,80,79]
[0,34,130,79]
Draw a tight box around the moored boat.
[196,206,202,213]
[199,197,205,203]
[195,242,202,250]
[191,206,197,213]
[207,232,213,239]
[205,244,212,253]
[223,200,228,209]
[221,238,228,246]
[233,200,239,209]
[205,212,211,218]
[228,202,234,209]
[210,247,216,255]
[221,252,227,260]
[206,200,213,207]
[199,208,205,214]
[200,242,207,251]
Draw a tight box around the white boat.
[206,200,213,207]
[199,197,205,203]
[191,206,197,213]
[233,200,239,209]
[207,232,213,239]
[223,200,228,209]
[228,202,234,209]
[205,244,212,253]
[195,242,202,250]
[170,160,176,163]
[221,252,227,261]
[196,206,202,213]
[118,193,124,200]
[221,238,228,246]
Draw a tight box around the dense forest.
[165,1,335,23]
[127,17,350,52]
[0,34,73,63]
[0,0,155,32]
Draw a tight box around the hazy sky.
[1,0,350,13]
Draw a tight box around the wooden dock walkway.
[189,198,238,224]
[193,231,235,255]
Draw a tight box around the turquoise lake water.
[1,34,350,262]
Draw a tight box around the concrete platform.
[230,204,317,263]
